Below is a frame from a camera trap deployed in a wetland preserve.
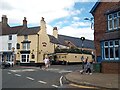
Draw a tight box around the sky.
[0,0,98,40]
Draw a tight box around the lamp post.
[12,47,15,67]
[80,37,85,53]
[84,17,94,30]
[80,37,85,70]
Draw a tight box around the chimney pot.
[53,27,57,30]
[41,17,44,21]
[23,17,27,27]
[2,15,7,18]
[2,15,8,26]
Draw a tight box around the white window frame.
[114,40,119,60]
[108,14,113,31]
[22,43,30,50]
[6,54,11,61]
[109,41,114,60]
[8,35,12,40]
[104,41,109,60]
[113,13,118,29]
[8,43,12,50]
[20,54,29,63]
[108,11,120,31]
[103,40,120,60]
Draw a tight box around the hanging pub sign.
[42,42,47,47]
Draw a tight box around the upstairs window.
[108,11,120,31]
[8,43,12,50]
[22,43,30,50]
[9,35,12,40]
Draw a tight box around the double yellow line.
[69,83,99,89]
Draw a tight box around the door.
[21,54,29,63]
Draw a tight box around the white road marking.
[38,80,47,84]
[26,77,34,81]
[60,76,63,86]
[9,69,36,73]
[8,72,11,74]
[59,70,72,73]
[44,68,73,74]
[52,84,59,88]
[15,74,21,77]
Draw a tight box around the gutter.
[37,34,39,63]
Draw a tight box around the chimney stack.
[23,17,27,28]
[40,17,46,34]
[53,27,58,38]
[2,15,8,26]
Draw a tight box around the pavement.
[65,71,120,89]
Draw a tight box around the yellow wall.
[56,53,93,63]
[16,35,38,63]
[16,33,54,63]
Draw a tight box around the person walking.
[80,56,86,74]
[85,57,92,75]
[43,57,50,70]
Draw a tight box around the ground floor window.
[101,39,120,60]
[6,54,11,61]
[21,54,29,63]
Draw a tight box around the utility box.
[93,63,101,73]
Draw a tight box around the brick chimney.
[53,27,58,38]
[23,17,27,28]
[2,15,8,27]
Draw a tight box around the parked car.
[1,62,10,69]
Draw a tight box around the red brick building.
[90,1,120,74]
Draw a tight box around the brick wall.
[93,2,119,57]
[93,2,120,74]
[101,61,120,74]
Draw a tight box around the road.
[2,65,97,89]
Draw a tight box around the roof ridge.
[58,34,93,41]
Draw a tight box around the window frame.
[8,43,12,50]
[104,41,109,60]
[21,54,29,63]
[22,43,30,50]
[107,11,120,31]
[102,40,120,60]
[8,35,12,40]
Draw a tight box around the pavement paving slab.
[65,71,119,89]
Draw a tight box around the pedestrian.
[80,56,86,74]
[85,57,92,75]
[43,57,50,70]
[81,56,84,69]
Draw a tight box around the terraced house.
[90,0,120,73]
[0,15,17,66]
[0,15,95,66]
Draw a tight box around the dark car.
[1,62,10,69]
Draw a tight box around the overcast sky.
[0,0,99,40]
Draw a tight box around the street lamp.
[80,37,85,70]
[84,17,94,30]
[80,37,85,53]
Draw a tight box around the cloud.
[73,17,81,21]
[71,21,90,27]
[0,0,14,10]
[0,0,94,40]
[0,0,76,23]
